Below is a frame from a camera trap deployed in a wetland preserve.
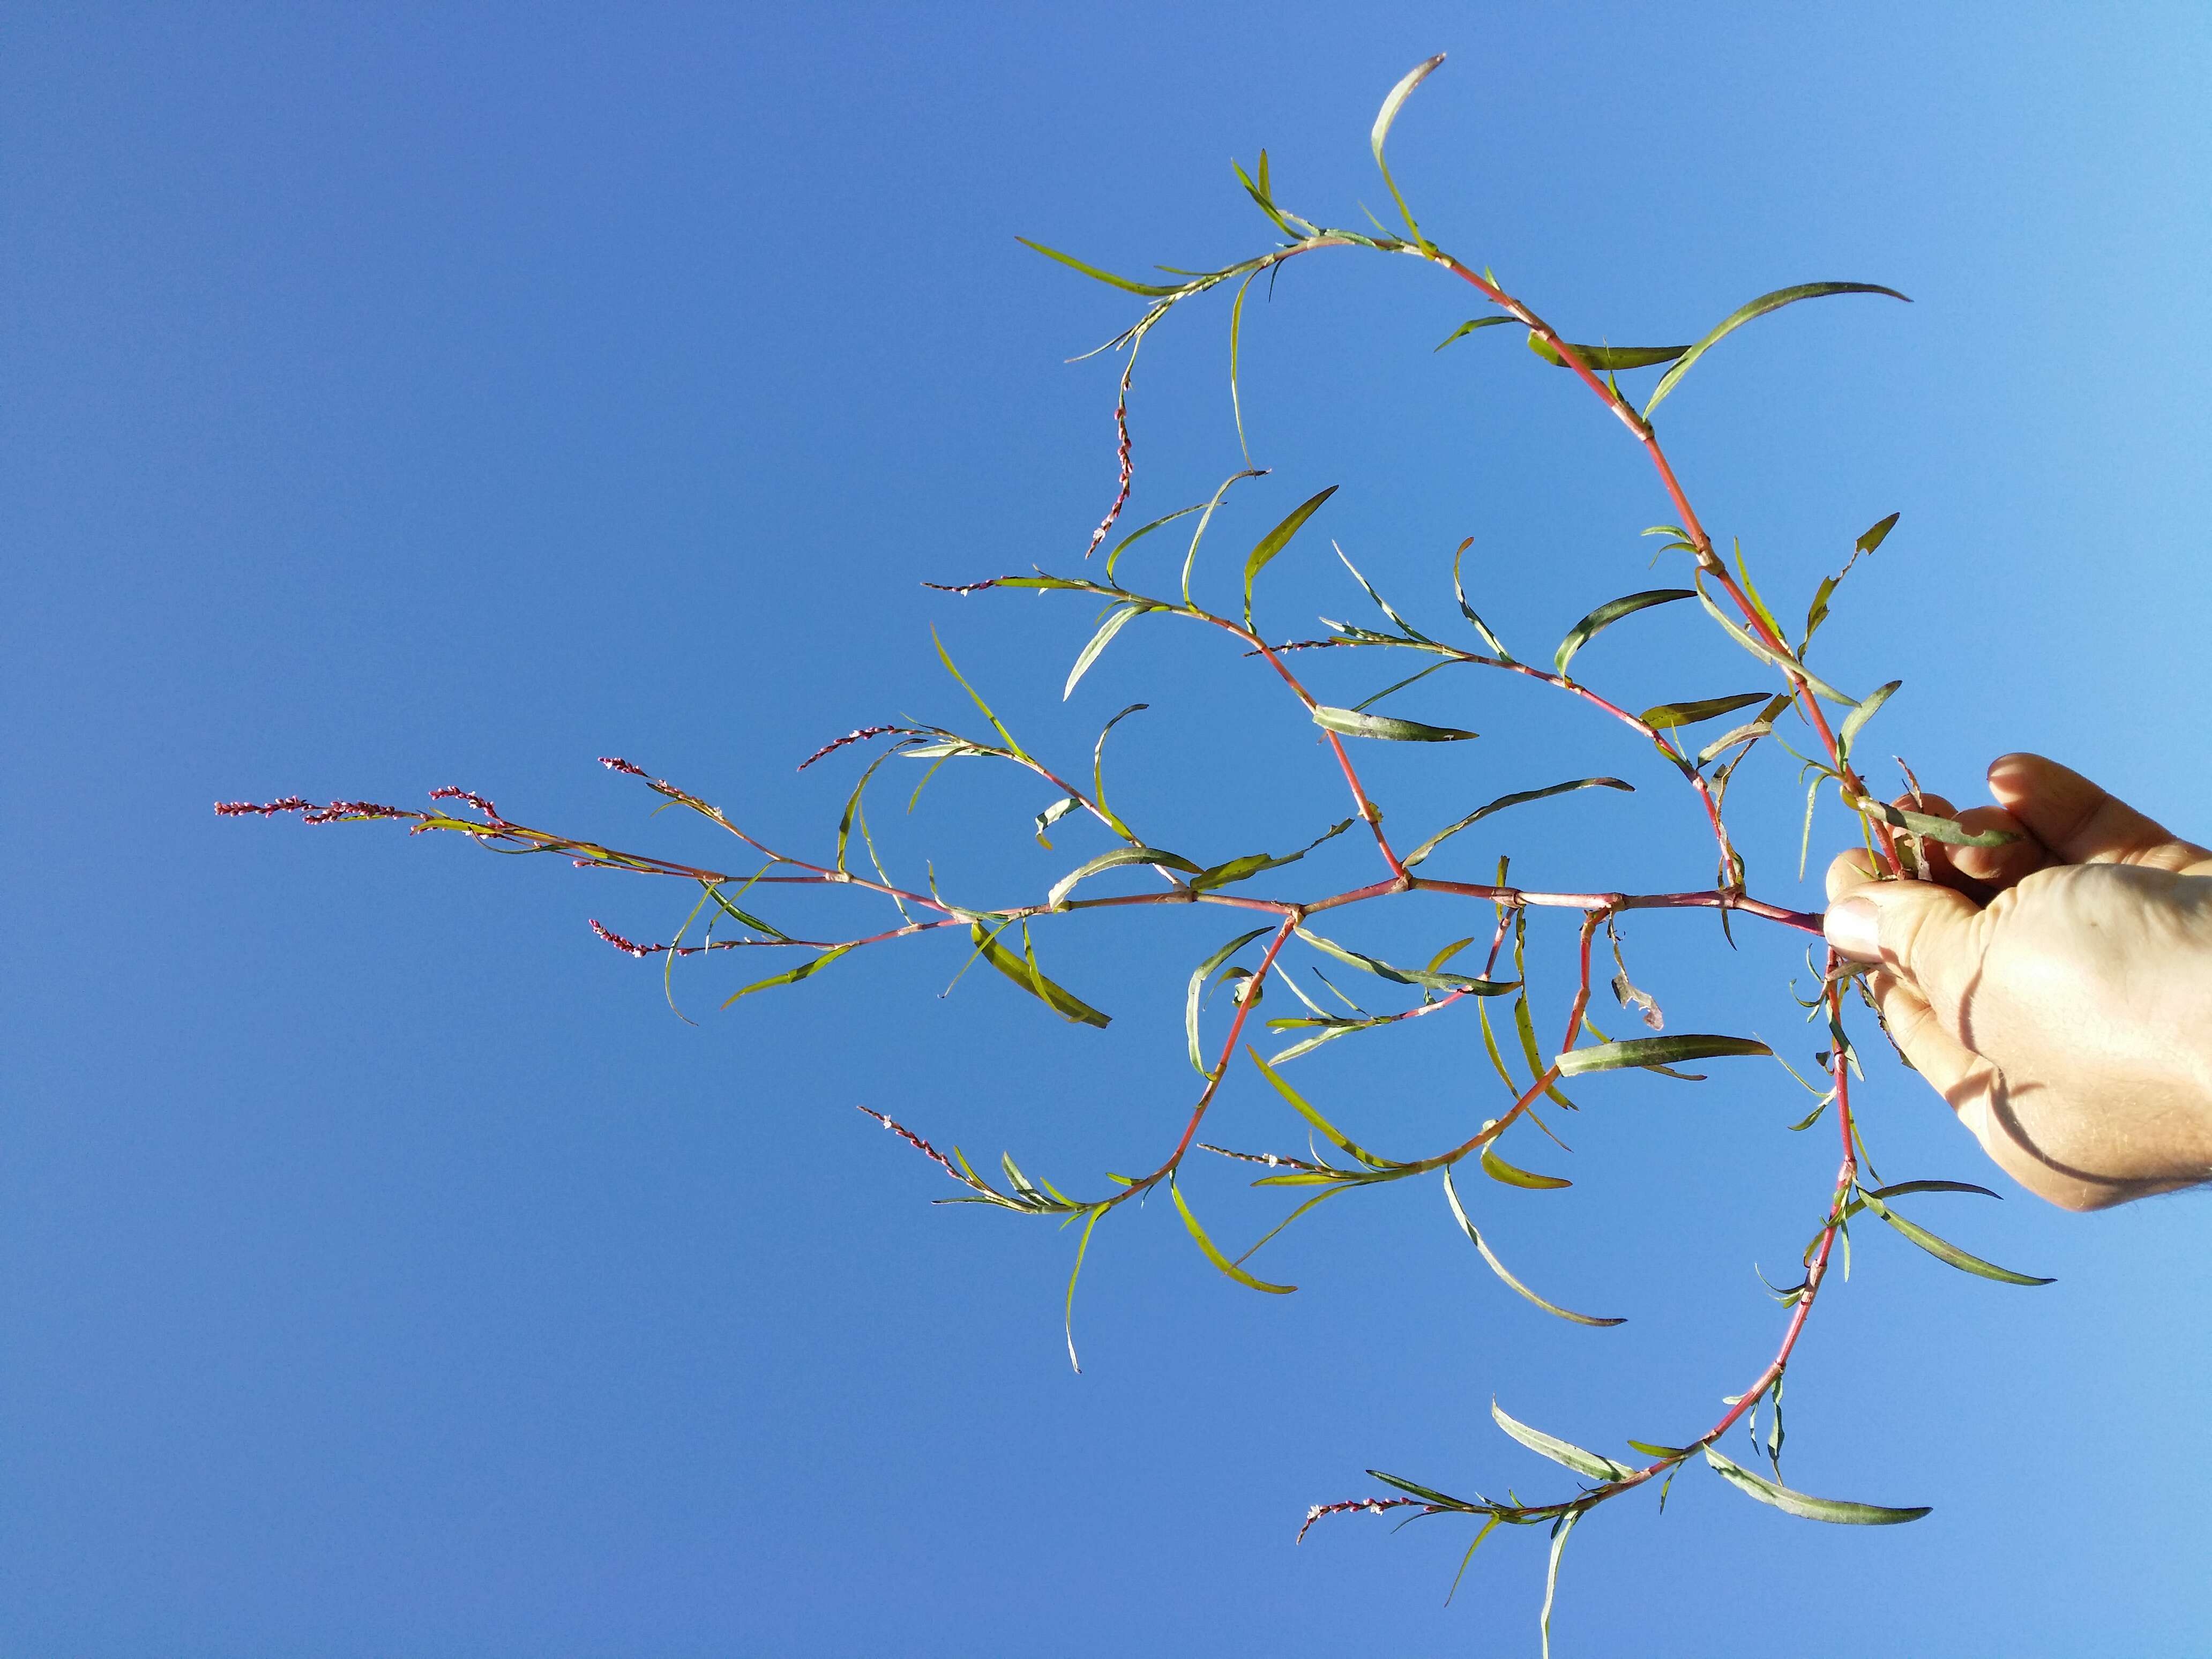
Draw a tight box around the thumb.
[1824,878,1987,1027]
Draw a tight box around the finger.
[1865,973,2115,1210]
[1985,752,2211,871]
[1824,848,1882,904]
[1942,804,2047,890]
[1821,877,1987,1032]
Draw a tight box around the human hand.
[1823,753,2212,1210]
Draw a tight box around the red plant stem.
[1425,252,1904,879]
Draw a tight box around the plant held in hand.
[221,56,2052,1651]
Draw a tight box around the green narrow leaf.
[1837,678,1902,760]
[1553,588,1694,676]
[834,749,899,875]
[1541,1509,1580,1659]
[1368,1469,1475,1509]
[1640,691,1775,730]
[1171,1177,1296,1294]
[1186,927,1274,1074]
[1692,575,1858,704]
[1444,1170,1624,1327]
[931,626,1032,760]
[1850,796,2022,848]
[1104,503,1201,585]
[1370,54,1445,238]
[1242,485,1339,627]
[1702,1446,1930,1525]
[1192,817,1354,893]
[1450,537,1513,659]
[1015,235,1184,297]
[970,922,1111,1027]
[1436,316,1515,352]
[1528,334,1690,371]
[1481,1142,1571,1190]
[721,944,855,1008]
[1294,925,1515,995]
[1312,705,1477,743]
[1402,778,1637,870]
[1445,1513,1502,1606]
[1064,1206,1104,1373]
[1492,1401,1632,1483]
[1857,511,1901,554]
[1557,1035,1772,1076]
[1251,1047,1403,1168]
[1064,601,1151,699]
[1048,845,1204,908]
[1694,698,1790,768]
[1625,1439,1693,1460]
[1858,1190,2054,1285]
[1091,701,1148,824]
[1645,282,1912,417]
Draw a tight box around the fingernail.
[1824,896,1880,962]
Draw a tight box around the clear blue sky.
[6,4,2208,1653]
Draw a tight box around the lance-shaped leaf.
[1250,1047,1404,1169]
[1451,537,1513,659]
[1693,575,1858,704]
[1186,926,1274,1074]
[1398,779,1646,871]
[1264,1013,1394,1065]
[1527,335,1690,371]
[1640,691,1774,730]
[721,944,856,1008]
[1857,510,1901,554]
[1444,1169,1624,1327]
[1240,484,1337,627]
[1295,925,1515,995]
[1312,705,1477,743]
[1702,1446,1930,1525]
[1644,282,1912,416]
[1553,588,1694,676]
[1850,796,2022,849]
[1541,1508,1579,1659]
[1367,1470,1477,1510]
[1857,1189,2054,1285]
[1192,817,1354,892]
[1048,845,1204,908]
[1064,600,1154,699]
[1491,1401,1634,1483]
[1370,54,1445,238]
[1171,1177,1296,1294]
[1482,1142,1571,1190]
[1838,678,1902,759]
[1557,1034,1772,1076]
[970,922,1111,1027]
[1436,315,1515,352]
[1015,236,1184,297]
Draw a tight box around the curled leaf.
[1172,1177,1296,1295]
[1481,1142,1571,1190]
[1645,282,1911,417]
[1553,589,1693,676]
[1528,335,1690,371]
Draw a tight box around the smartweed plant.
[222,57,2048,1650]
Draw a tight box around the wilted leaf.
[1033,793,1081,849]
[1702,1446,1930,1525]
[1851,797,2021,848]
[1553,589,1693,676]
[1557,1034,1772,1075]
[1857,511,1901,554]
[1312,705,1477,743]
[1451,537,1513,659]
